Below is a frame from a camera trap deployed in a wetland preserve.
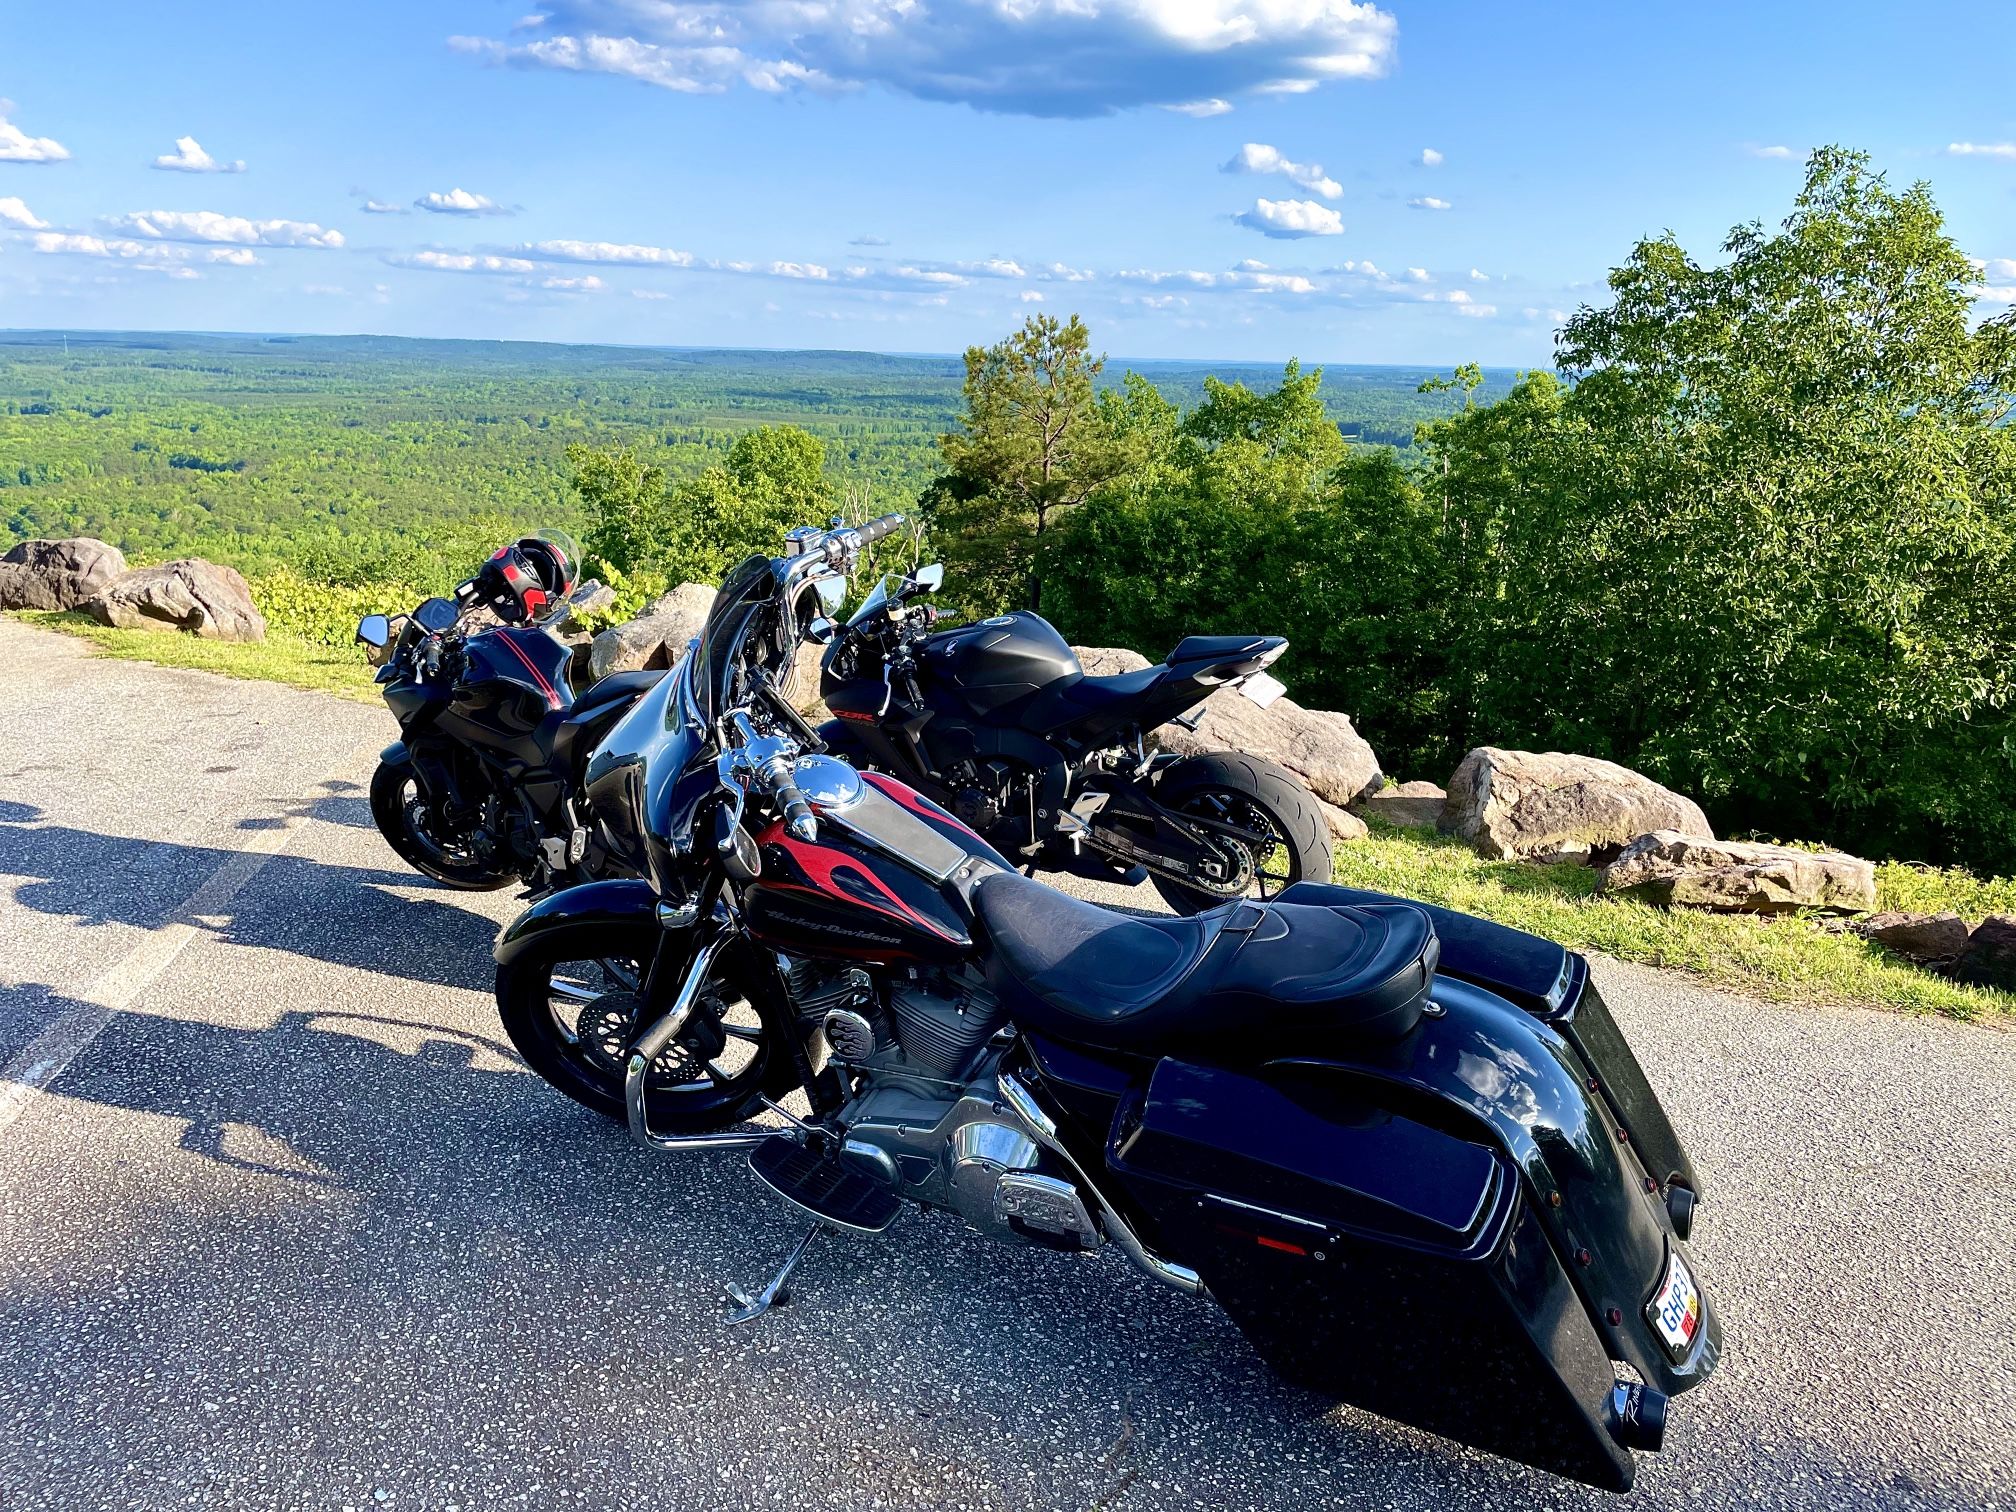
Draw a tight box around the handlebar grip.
[774,780,818,842]
[853,513,905,548]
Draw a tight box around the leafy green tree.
[568,443,668,576]
[934,314,1131,612]
[1425,147,2016,865]
[1176,359,1347,505]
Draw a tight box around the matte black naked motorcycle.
[355,532,661,892]
[492,515,1722,1492]
[815,563,1331,913]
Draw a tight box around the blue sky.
[2,1,2012,364]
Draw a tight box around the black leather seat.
[974,872,1436,1056]
[572,668,663,714]
[1165,634,1280,667]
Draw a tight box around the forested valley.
[5,149,2014,874]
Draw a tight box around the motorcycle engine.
[886,970,1006,1078]
[945,759,1021,836]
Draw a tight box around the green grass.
[12,611,379,701]
[1337,820,2015,1024]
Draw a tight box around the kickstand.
[723,1221,825,1324]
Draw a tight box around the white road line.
[0,755,377,1136]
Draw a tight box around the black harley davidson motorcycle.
[490,514,1722,1493]
[355,530,662,892]
[814,562,1332,913]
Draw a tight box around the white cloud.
[631,288,670,300]
[1165,99,1233,118]
[960,257,1026,278]
[207,247,260,266]
[1456,302,1496,319]
[768,260,830,279]
[1416,147,1443,167]
[1020,289,1043,302]
[1946,143,2016,159]
[152,136,245,174]
[1975,257,2016,280]
[849,234,889,247]
[1405,266,1430,281]
[1223,143,1341,199]
[1469,267,1489,281]
[387,251,538,274]
[452,0,1398,118]
[889,265,967,285]
[1237,258,1268,271]
[0,196,47,230]
[102,210,345,248]
[514,238,695,266]
[361,199,408,214]
[34,232,181,261]
[1746,144,1795,159]
[0,114,69,164]
[416,187,513,215]
[540,273,607,290]
[1408,196,1452,211]
[1233,197,1343,238]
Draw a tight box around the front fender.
[379,740,409,765]
[493,877,662,968]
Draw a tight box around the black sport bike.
[492,513,1722,1493]
[356,582,660,892]
[812,563,1331,913]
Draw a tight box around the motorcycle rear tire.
[368,755,518,891]
[1150,752,1333,915]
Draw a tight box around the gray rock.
[1951,915,2016,991]
[82,559,266,641]
[1442,747,1712,862]
[587,582,716,681]
[1070,645,1383,807]
[1354,780,1446,830]
[1317,800,1369,843]
[0,537,127,611]
[1853,911,1973,964]
[1598,829,1876,913]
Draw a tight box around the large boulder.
[1597,830,1876,913]
[1354,780,1447,831]
[1441,748,1712,862]
[587,583,716,682]
[1070,646,1383,808]
[1951,916,2016,992]
[0,537,127,611]
[1853,911,1972,965]
[1318,800,1369,843]
[82,559,265,641]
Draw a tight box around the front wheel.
[368,755,517,890]
[1150,752,1333,915]
[496,927,800,1132]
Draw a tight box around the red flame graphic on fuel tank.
[760,822,958,942]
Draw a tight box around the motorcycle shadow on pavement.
[0,798,504,994]
[2,991,1982,1512]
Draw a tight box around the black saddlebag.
[1108,1056,1642,1491]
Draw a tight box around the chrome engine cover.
[835,1055,1103,1250]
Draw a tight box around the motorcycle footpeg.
[748,1135,902,1233]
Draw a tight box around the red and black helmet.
[473,529,580,624]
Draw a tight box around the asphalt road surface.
[1,618,2011,1512]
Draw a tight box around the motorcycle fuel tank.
[436,628,572,758]
[742,763,1008,965]
[921,612,1082,718]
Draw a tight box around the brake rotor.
[574,990,713,1086]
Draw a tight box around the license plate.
[1238,671,1287,708]
[1645,1250,1702,1360]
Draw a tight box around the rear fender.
[493,877,662,968]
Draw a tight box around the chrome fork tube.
[624,933,770,1153]
[994,1073,1205,1297]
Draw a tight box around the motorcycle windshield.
[846,576,892,628]
[689,553,781,728]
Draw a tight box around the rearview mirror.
[806,616,838,645]
[912,563,945,592]
[814,574,847,614]
[355,614,390,649]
